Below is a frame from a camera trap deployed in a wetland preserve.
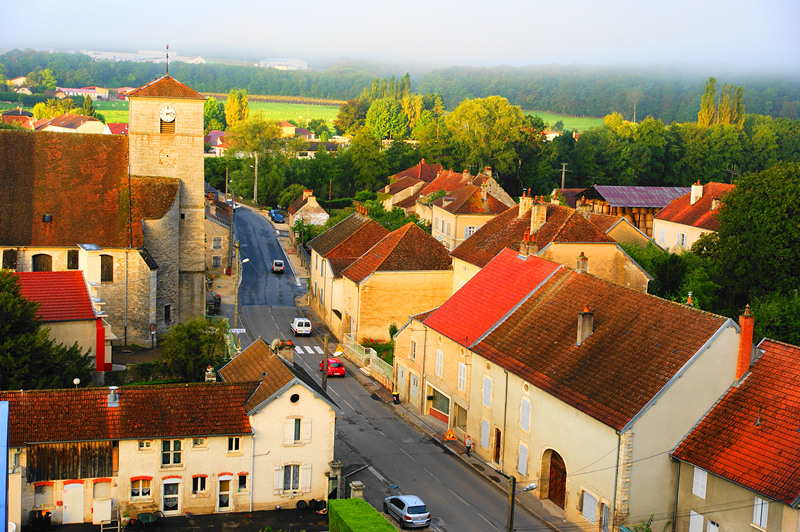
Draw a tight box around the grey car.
[383,494,431,528]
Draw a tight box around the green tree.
[365,98,408,140]
[334,99,369,135]
[278,183,306,209]
[0,270,93,389]
[698,77,717,127]
[224,89,249,129]
[344,127,387,192]
[156,318,229,382]
[203,97,226,132]
[82,95,96,118]
[227,112,281,203]
[32,97,76,119]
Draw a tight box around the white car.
[290,318,312,336]
[383,494,431,528]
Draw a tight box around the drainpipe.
[613,431,621,530]
[250,433,255,512]
[420,328,428,414]
[501,370,508,471]
[671,456,680,532]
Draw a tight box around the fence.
[342,333,394,391]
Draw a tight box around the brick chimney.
[518,190,533,218]
[576,305,594,346]
[302,189,313,200]
[690,180,703,205]
[483,166,492,177]
[519,229,538,257]
[530,201,547,233]
[736,305,755,380]
[481,182,488,202]
[576,252,588,273]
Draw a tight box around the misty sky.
[3,0,799,72]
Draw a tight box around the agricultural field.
[94,100,129,123]
[248,101,340,127]
[524,110,604,131]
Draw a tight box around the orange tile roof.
[308,213,389,276]
[219,338,296,413]
[0,130,178,249]
[126,75,205,99]
[419,168,470,196]
[654,182,734,231]
[588,212,622,233]
[433,185,509,215]
[0,383,258,447]
[673,338,800,505]
[42,113,101,130]
[383,175,423,196]
[15,271,95,322]
[390,159,443,183]
[341,223,452,284]
[424,248,561,346]
[473,270,728,430]
[451,202,612,268]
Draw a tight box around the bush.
[328,499,396,532]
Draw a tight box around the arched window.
[32,254,52,272]
[101,254,113,282]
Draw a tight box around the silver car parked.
[383,494,431,528]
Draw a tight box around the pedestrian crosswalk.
[295,345,324,355]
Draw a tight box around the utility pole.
[322,335,330,390]
[252,152,259,204]
[561,163,567,189]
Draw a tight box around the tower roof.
[127,75,205,100]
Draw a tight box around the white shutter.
[517,444,528,476]
[481,419,490,449]
[302,418,312,443]
[482,377,491,407]
[692,467,707,499]
[301,464,312,493]
[284,419,294,445]
[689,510,703,532]
[581,491,597,523]
[706,521,719,532]
[274,466,283,495]
[436,350,443,376]
[520,398,531,431]
[458,363,466,391]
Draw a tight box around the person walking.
[465,434,473,458]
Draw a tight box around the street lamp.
[73,378,80,389]
[507,477,537,532]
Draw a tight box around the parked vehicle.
[271,260,284,273]
[320,356,345,377]
[269,209,280,220]
[273,212,285,223]
[290,317,312,336]
[383,495,431,528]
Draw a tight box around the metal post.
[322,335,329,390]
[507,475,516,532]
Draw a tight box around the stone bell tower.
[126,75,206,326]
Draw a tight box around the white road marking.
[342,399,355,410]
[449,489,470,507]
[294,346,303,354]
[314,346,323,354]
[295,276,301,286]
[304,345,314,354]
[401,449,417,463]
[479,513,497,529]
[368,466,390,486]
[423,467,441,483]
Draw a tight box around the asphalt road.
[233,209,547,532]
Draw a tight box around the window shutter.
[692,467,707,499]
[581,491,597,523]
[301,464,312,493]
[517,444,528,476]
[458,363,466,391]
[302,419,312,443]
[483,377,491,407]
[481,419,490,448]
[274,466,283,495]
[689,510,703,532]
[436,350,443,376]
[520,398,530,431]
[284,419,294,445]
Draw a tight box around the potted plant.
[121,510,130,526]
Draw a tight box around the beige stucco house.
[204,191,232,276]
[287,189,329,228]
[431,184,511,251]
[653,181,734,252]
[36,113,107,134]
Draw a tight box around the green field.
[94,101,129,123]
[523,110,604,131]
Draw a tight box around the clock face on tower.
[159,106,176,122]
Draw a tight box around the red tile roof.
[390,159,443,183]
[106,123,129,135]
[307,213,389,276]
[40,113,102,130]
[341,223,452,284]
[451,202,612,268]
[126,75,205,99]
[0,130,178,248]
[472,270,728,430]
[654,182,734,231]
[15,271,95,322]
[424,248,561,346]
[383,175,423,196]
[588,212,624,233]
[0,383,258,447]
[419,168,471,196]
[219,338,295,413]
[433,185,509,215]
[673,338,800,505]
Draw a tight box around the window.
[458,363,466,391]
[138,440,152,451]
[294,418,302,442]
[517,443,528,476]
[410,340,416,362]
[131,478,151,498]
[753,497,768,528]
[446,222,451,236]
[435,349,443,377]
[67,249,78,270]
[689,510,703,532]
[192,438,206,448]
[315,254,318,271]
[32,253,52,272]
[601,504,610,532]
[162,479,180,513]
[581,490,598,524]
[238,474,247,492]
[100,254,113,282]
[275,464,312,495]
[706,520,719,532]
[161,439,182,466]
[93,480,111,498]
[2,249,17,270]
[34,484,53,507]
[480,419,490,449]
[520,398,531,432]
[283,465,299,490]
[164,305,171,323]
[482,376,492,407]
[677,233,687,248]
[228,437,240,453]
[659,229,665,244]
[212,237,222,249]
[465,226,477,239]
[212,255,221,267]
[435,217,439,231]
[285,418,311,445]
[192,476,206,494]
[692,466,707,499]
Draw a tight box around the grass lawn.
[523,110,605,131]
[94,100,129,123]
[248,100,340,127]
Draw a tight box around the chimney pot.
[576,307,594,346]
[736,304,755,380]
[690,181,704,206]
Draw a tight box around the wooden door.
[492,428,502,463]
[549,453,566,508]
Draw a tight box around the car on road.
[383,495,431,528]
[290,317,312,336]
[273,212,285,223]
[269,208,280,220]
[320,356,345,376]
[271,260,284,273]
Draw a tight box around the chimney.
[530,202,547,233]
[576,305,594,346]
[711,197,721,211]
[736,305,755,380]
[576,198,592,219]
[302,189,313,200]
[463,168,470,181]
[518,190,533,218]
[690,180,703,205]
[481,182,488,202]
[519,229,538,257]
[107,386,119,408]
[483,166,492,177]
[576,252,588,273]
[205,365,217,382]
[420,158,425,165]
[276,339,295,364]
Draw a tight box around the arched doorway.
[32,253,52,272]
[540,449,567,509]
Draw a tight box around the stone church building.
[0,75,206,346]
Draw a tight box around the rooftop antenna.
[166,44,169,75]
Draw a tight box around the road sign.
[230,328,246,334]
[444,429,457,441]
[335,344,345,353]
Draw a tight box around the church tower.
[127,75,206,325]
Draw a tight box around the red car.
[320,357,345,377]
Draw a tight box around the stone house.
[672,325,800,532]
[287,189,329,228]
[653,181,734,252]
[430,183,510,251]
[0,75,207,347]
[393,250,748,532]
[585,211,652,248]
[205,193,232,276]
